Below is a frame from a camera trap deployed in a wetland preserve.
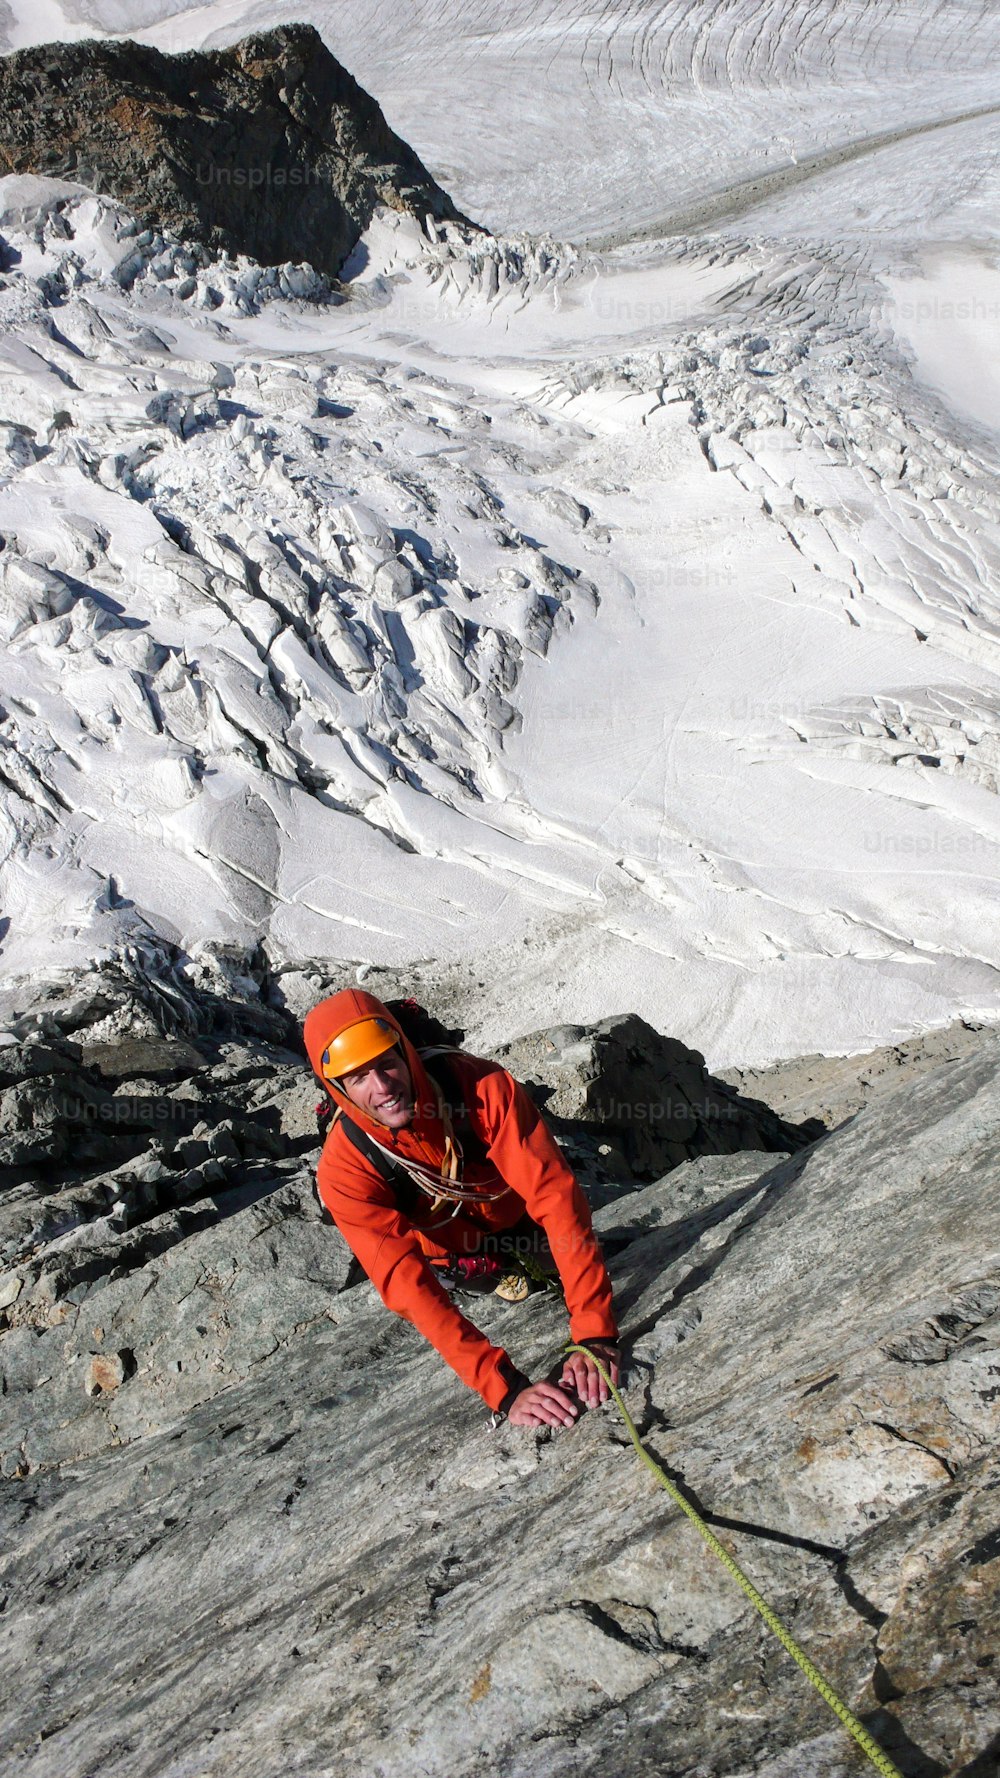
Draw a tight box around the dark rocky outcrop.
[0,24,470,275]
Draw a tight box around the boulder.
[496,1013,823,1177]
[79,1035,207,1083]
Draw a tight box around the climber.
[303,988,620,1428]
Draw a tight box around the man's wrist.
[491,1356,531,1421]
[496,1372,531,1416]
[571,1337,620,1358]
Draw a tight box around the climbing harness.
[563,1345,904,1778]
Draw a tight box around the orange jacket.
[303,989,618,1411]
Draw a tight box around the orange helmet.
[320,1015,400,1082]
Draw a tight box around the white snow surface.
[1,4,999,1064]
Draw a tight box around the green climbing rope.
[518,1250,564,1295]
[564,1344,903,1778]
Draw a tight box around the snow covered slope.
[0,5,998,1065]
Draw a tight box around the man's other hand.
[559,1342,620,1409]
[507,1381,580,1428]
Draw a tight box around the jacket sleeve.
[471,1064,618,1345]
[317,1135,528,1412]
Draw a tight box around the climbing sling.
[564,1345,905,1778]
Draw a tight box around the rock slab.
[0,977,997,1776]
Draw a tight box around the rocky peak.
[0,24,470,276]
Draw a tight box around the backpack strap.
[335,1109,422,1215]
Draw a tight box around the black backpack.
[313,999,489,1216]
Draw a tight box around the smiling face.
[339,1044,414,1131]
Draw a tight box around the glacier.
[0,1,998,1067]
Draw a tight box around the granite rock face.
[0,24,468,276]
[0,963,997,1777]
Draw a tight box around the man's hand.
[507,1381,581,1428]
[559,1341,620,1409]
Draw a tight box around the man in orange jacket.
[304,988,620,1427]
